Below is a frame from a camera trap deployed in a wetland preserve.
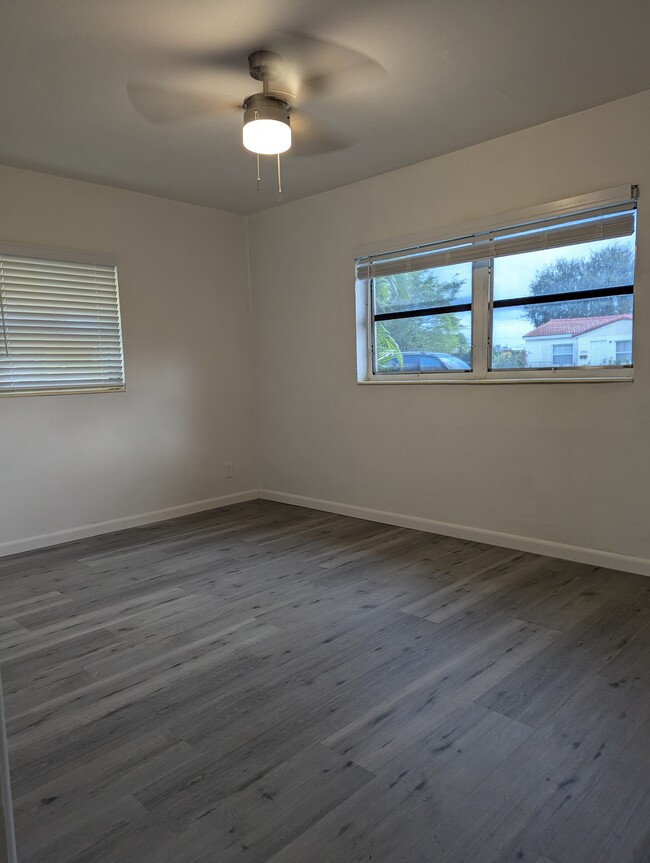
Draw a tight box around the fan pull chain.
[253,154,283,197]
[254,110,262,191]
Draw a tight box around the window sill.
[0,385,126,398]
[359,370,634,385]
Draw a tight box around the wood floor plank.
[323,619,557,770]
[12,730,190,844]
[475,601,650,726]
[0,618,26,637]
[8,651,265,798]
[264,773,437,863]
[8,621,277,748]
[16,795,150,863]
[369,701,533,814]
[1,499,648,862]
[405,672,650,863]
[0,587,189,662]
[543,718,650,863]
[174,744,374,862]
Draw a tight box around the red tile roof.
[523,314,632,338]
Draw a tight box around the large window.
[0,246,125,396]
[356,187,637,382]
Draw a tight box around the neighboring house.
[522,314,633,367]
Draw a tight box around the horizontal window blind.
[0,253,124,395]
[357,202,636,280]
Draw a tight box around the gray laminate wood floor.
[1,500,649,863]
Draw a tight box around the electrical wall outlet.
[223,462,233,478]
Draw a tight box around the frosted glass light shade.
[243,118,291,155]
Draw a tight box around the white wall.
[248,90,650,573]
[0,166,257,553]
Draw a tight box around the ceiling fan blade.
[290,110,355,157]
[180,30,358,71]
[277,30,378,69]
[127,82,239,125]
[277,31,386,99]
[176,30,384,103]
[301,60,387,100]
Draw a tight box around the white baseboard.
[5,486,648,578]
[0,490,259,558]
[259,489,650,578]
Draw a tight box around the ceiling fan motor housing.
[248,50,283,82]
[243,93,290,126]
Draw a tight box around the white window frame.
[0,241,125,397]
[355,185,637,385]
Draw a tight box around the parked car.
[379,351,470,373]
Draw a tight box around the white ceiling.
[2,0,650,215]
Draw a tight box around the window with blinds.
[0,248,125,396]
[356,186,637,381]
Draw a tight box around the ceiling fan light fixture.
[243,94,291,155]
[243,118,291,155]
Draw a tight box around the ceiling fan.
[127,32,385,192]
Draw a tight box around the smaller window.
[552,344,574,367]
[616,339,633,365]
[371,261,473,375]
[0,247,125,396]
